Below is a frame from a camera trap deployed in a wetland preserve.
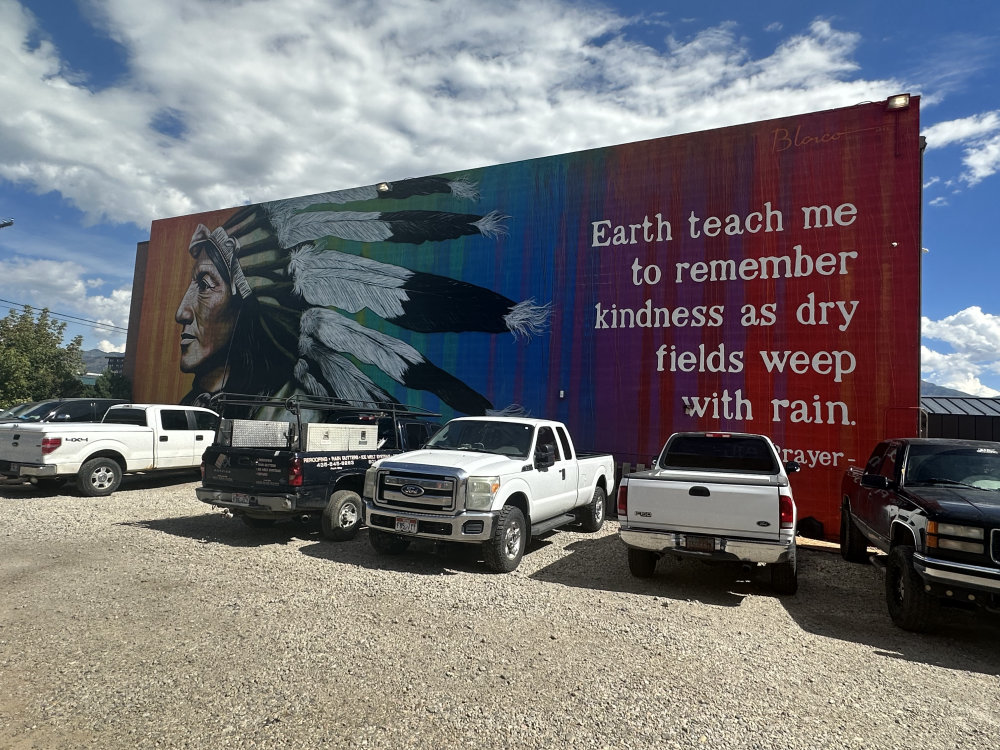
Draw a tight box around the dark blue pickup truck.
[197,394,439,540]
[841,438,1000,631]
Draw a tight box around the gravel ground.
[1,473,998,750]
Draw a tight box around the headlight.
[465,476,499,510]
[937,539,985,554]
[928,521,984,539]
[927,521,986,554]
[363,467,377,499]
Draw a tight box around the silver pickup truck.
[617,431,801,594]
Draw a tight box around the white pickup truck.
[617,431,801,594]
[362,416,615,572]
[0,404,219,496]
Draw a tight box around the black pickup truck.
[196,394,439,540]
[841,438,1000,631]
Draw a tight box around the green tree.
[0,306,85,407]
[93,370,133,399]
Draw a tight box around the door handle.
[196,435,204,441]
[159,435,168,442]
[689,486,710,497]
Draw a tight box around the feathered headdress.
[198,176,550,414]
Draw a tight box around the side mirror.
[535,443,556,470]
[784,460,801,474]
[861,474,892,490]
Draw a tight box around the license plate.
[231,492,251,506]
[395,517,418,534]
[685,536,715,552]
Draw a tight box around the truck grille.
[376,471,456,512]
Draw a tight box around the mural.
[131,98,923,537]
[169,179,549,417]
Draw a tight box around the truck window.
[878,444,899,482]
[403,422,432,449]
[160,410,191,431]
[53,401,96,422]
[537,426,561,460]
[556,427,574,460]
[104,408,148,426]
[864,442,889,474]
[193,411,219,431]
[661,435,778,473]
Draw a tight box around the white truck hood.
[378,449,524,476]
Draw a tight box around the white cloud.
[923,111,1000,148]
[0,1,903,228]
[922,111,1000,185]
[921,307,1000,396]
[0,256,131,350]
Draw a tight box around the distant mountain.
[81,348,123,374]
[921,381,975,397]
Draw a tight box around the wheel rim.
[504,521,522,559]
[92,466,115,490]
[594,496,605,524]
[338,503,359,528]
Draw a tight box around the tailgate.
[0,426,45,466]
[202,447,294,491]
[625,473,782,540]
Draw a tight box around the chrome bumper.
[365,500,496,542]
[913,553,1000,593]
[619,528,794,564]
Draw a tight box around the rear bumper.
[619,528,794,564]
[0,461,57,478]
[196,486,317,516]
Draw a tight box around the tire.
[76,457,122,497]
[321,490,363,541]
[885,545,936,632]
[839,503,870,563]
[770,552,799,595]
[577,486,607,533]
[483,505,527,573]
[369,529,411,555]
[627,547,657,578]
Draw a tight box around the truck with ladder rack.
[196,394,439,539]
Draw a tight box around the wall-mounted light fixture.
[376,182,390,193]
[885,93,910,111]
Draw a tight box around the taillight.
[200,461,205,481]
[41,437,62,455]
[779,493,794,529]
[288,457,303,487]
[616,478,629,516]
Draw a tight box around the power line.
[0,297,129,334]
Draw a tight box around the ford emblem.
[756,521,771,527]
[401,484,425,498]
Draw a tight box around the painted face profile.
[174,245,240,391]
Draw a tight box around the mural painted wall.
[131,98,922,537]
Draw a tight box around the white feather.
[503,298,551,340]
[273,210,393,247]
[289,246,412,318]
[299,308,423,382]
[296,335,395,403]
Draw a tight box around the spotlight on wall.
[886,93,911,111]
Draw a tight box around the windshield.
[424,420,534,459]
[12,401,59,422]
[906,443,1000,490]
